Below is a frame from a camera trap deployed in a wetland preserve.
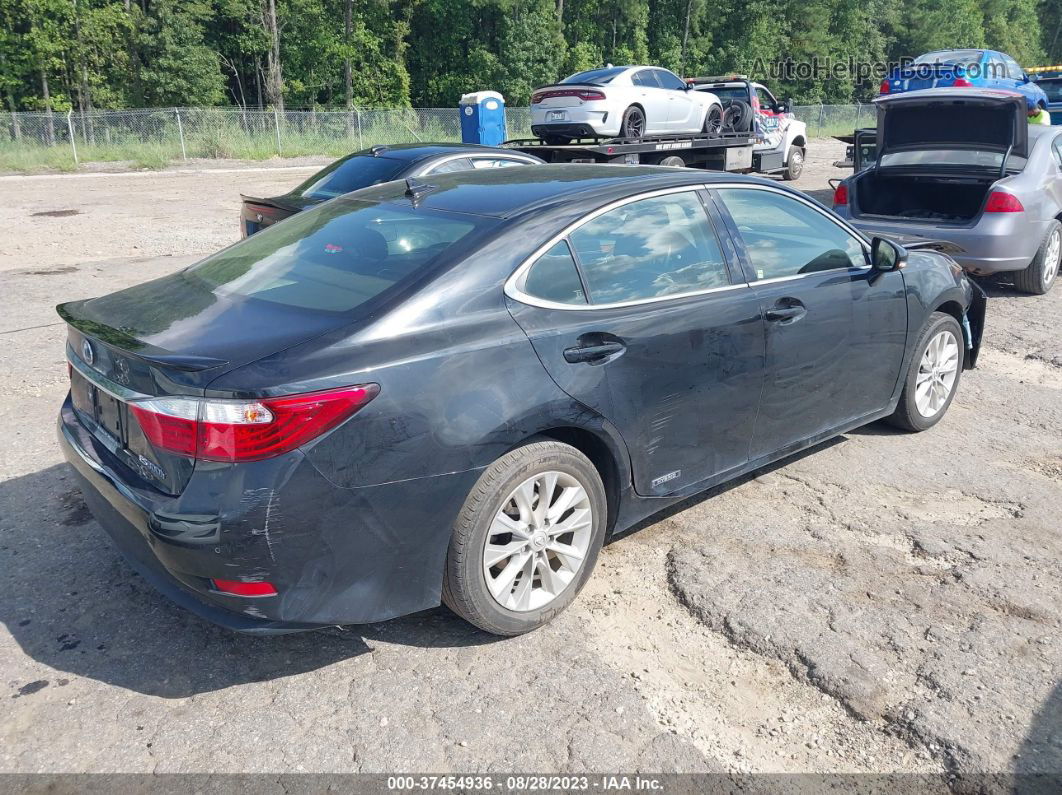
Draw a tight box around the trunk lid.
[892,63,965,92]
[532,85,602,108]
[874,88,1028,163]
[240,194,313,236]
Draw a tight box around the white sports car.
[530,66,724,143]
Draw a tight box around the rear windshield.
[561,67,626,85]
[1038,78,1062,102]
[294,155,409,200]
[700,85,748,102]
[913,50,983,68]
[187,200,491,312]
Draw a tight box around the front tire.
[442,440,607,636]
[1014,220,1061,295]
[886,312,963,432]
[782,145,805,180]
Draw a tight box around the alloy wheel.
[1043,228,1061,290]
[483,471,593,612]
[623,109,645,138]
[914,329,960,418]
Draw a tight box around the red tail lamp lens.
[984,192,1024,213]
[130,384,379,463]
[833,183,849,206]
[952,78,973,88]
[879,79,890,95]
[212,579,277,597]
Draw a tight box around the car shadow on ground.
[1017,681,1062,785]
[0,463,498,700]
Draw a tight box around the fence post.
[66,109,78,166]
[273,107,282,155]
[355,107,363,150]
[174,107,187,160]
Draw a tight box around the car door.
[655,69,698,132]
[505,187,766,496]
[711,186,908,460]
[630,69,670,133]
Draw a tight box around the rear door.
[506,187,766,496]
[631,70,671,133]
[712,186,908,458]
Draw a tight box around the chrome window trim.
[67,344,150,403]
[505,182,872,312]
[505,185,744,311]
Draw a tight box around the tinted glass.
[561,67,626,85]
[913,50,982,68]
[655,70,687,90]
[1002,55,1023,80]
[1040,78,1062,102]
[471,157,530,169]
[189,201,487,312]
[569,192,730,304]
[425,157,474,174]
[632,70,660,87]
[523,241,587,305]
[716,189,865,280]
[701,85,748,102]
[295,156,409,200]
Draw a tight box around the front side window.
[568,192,730,304]
[655,70,687,91]
[716,188,866,280]
[522,241,587,305]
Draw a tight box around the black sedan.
[240,143,543,236]
[57,165,985,636]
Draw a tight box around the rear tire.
[441,440,607,636]
[885,312,963,432]
[620,106,646,140]
[1013,220,1061,295]
[782,146,805,180]
[658,155,686,167]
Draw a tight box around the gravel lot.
[1,141,1059,782]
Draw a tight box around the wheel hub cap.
[1045,230,1060,287]
[482,471,593,613]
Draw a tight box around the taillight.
[984,191,1024,213]
[833,183,849,206]
[952,77,973,88]
[879,79,890,95]
[531,88,605,103]
[129,384,379,463]
[212,578,277,597]
[751,95,760,112]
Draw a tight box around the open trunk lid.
[873,88,1028,164]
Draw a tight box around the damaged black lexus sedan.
[57,165,985,636]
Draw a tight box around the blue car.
[880,49,1048,110]
[1028,65,1062,124]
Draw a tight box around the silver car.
[833,88,1061,294]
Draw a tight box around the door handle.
[563,341,625,364]
[765,305,807,323]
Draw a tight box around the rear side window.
[189,201,489,313]
[523,241,587,305]
[569,191,730,304]
[716,188,865,279]
[425,157,474,174]
[295,156,408,200]
[632,70,661,88]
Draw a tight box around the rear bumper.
[530,106,616,138]
[58,398,476,633]
[841,213,1040,274]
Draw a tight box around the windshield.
[912,50,983,68]
[561,67,626,85]
[1038,78,1062,102]
[880,149,1027,171]
[294,155,410,201]
[700,85,748,102]
[188,200,490,312]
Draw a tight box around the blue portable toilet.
[459,91,507,146]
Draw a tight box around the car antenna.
[370,144,389,157]
[404,177,438,206]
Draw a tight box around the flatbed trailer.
[504,130,758,172]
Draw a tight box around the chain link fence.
[0,104,867,171]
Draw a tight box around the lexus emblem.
[81,339,94,366]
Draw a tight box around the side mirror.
[871,236,907,273]
[1023,73,1031,84]
[775,101,790,114]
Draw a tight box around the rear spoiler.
[240,195,301,213]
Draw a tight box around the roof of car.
[350,143,534,163]
[344,163,776,219]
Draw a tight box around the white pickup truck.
[689,75,808,179]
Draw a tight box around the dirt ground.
[0,140,1059,782]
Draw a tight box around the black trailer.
[503,130,757,172]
